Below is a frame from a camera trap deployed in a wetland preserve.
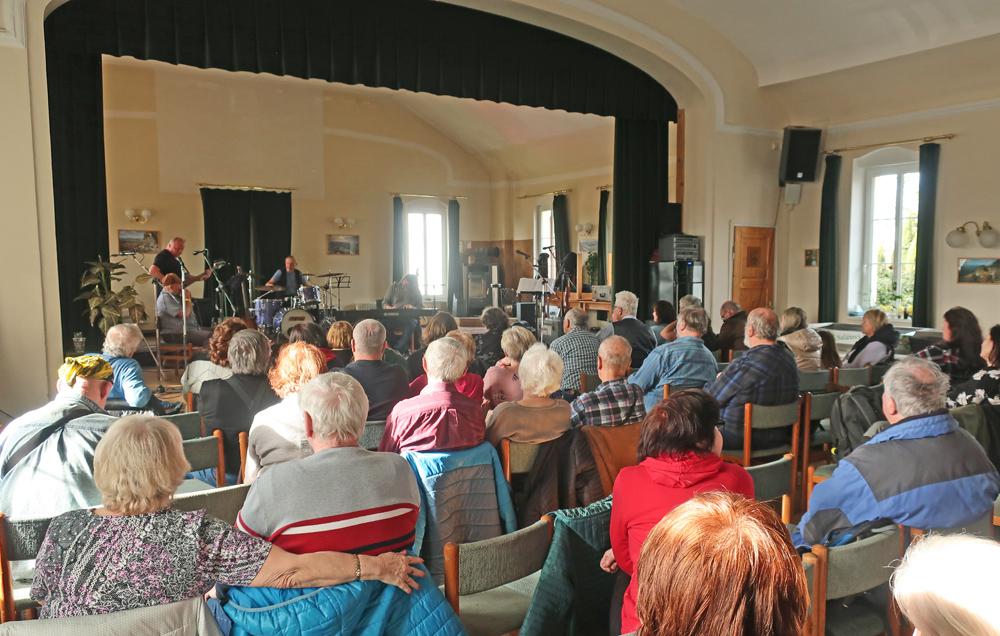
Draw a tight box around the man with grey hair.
[95,323,180,414]
[200,330,280,484]
[597,290,656,369]
[238,372,420,554]
[628,307,718,411]
[659,295,719,350]
[793,356,1000,548]
[705,307,798,449]
[343,319,409,420]
[380,337,485,453]
[570,336,646,427]
[714,300,748,355]
[550,308,599,392]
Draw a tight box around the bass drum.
[274,307,315,337]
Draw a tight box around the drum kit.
[252,272,351,337]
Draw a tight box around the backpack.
[829,385,885,460]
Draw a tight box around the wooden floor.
[142,366,183,404]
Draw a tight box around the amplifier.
[658,234,701,261]
[592,285,612,302]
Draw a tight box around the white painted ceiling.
[666,0,1000,85]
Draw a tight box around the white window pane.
[426,213,444,297]
[901,172,919,219]
[407,213,425,283]
[872,174,898,220]
[870,219,897,265]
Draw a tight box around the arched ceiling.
[665,0,1000,86]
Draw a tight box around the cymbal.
[310,271,346,278]
[254,285,284,292]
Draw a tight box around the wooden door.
[732,226,774,311]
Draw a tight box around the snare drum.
[274,307,315,336]
[297,285,321,306]
[253,298,284,329]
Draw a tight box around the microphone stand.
[198,249,237,320]
[178,257,188,356]
[123,253,166,393]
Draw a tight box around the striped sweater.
[237,446,420,555]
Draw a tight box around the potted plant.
[75,256,151,334]
[584,251,600,289]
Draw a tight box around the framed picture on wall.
[957,258,1000,284]
[327,234,360,256]
[804,249,818,267]
[117,229,160,253]
[578,238,599,253]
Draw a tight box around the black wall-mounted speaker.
[779,126,823,186]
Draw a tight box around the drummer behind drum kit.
[253,272,351,337]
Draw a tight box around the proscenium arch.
[44,0,680,342]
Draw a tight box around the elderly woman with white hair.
[483,325,537,411]
[30,415,425,620]
[485,343,571,446]
[97,323,180,414]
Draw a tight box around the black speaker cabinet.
[779,126,822,186]
[515,302,537,326]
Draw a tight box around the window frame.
[404,199,448,301]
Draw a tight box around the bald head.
[745,307,779,346]
[598,335,632,382]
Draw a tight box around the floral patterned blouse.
[31,508,272,619]
[948,368,1000,408]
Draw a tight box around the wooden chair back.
[721,398,801,513]
[238,431,249,484]
[745,454,794,524]
[0,514,51,622]
[172,484,251,525]
[797,370,832,394]
[182,435,225,487]
[500,439,543,483]
[833,366,871,388]
[801,391,838,506]
[162,412,203,440]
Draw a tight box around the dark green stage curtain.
[446,199,463,314]
[392,196,406,283]
[818,154,842,323]
[596,189,609,285]
[552,193,571,276]
[250,191,293,281]
[912,143,940,328]
[613,119,672,319]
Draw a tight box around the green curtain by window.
[392,196,406,283]
[446,199,463,314]
[596,189,609,285]
[912,143,940,327]
[818,154,842,323]
[553,193,571,268]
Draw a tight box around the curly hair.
[208,318,248,366]
[268,341,326,398]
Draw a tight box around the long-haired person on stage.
[383,274,423,309]
[266,256,306,298]
[148,237,212,287]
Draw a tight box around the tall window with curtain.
[860,164,919,317]
[405,200,447,299]
[535,204,555,279]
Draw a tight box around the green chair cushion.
[814,463,836,480]
[457,583,534,636]
[824,597,887,636]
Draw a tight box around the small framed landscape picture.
[804,249,818,267]
[578,238,599,253]
[327,234,360,256]
[118,229,160,253]
[957,257,1000,284]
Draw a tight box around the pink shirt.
[408,372,484,402]
[483,361,522,410]
[379,382,486,453]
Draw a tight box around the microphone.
[212,260,228,269]
[111,251,136,257]
[192,249,208,255]
[515,250,531,258]
[542,245,555,251]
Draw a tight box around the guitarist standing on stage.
[148,237,212,289]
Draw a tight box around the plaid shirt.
[550,328,600,391]
[570,378,647,427]
[916,344,981,383]
[705,343,798,437]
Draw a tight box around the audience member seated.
[155,273,212,346]
[549,308,600,392]
[777,306,823,371]
[658,295,718,350]
[570,336,646,428]
[705,308,798,450]
[628,307,718,411]
[842,308,897,369]
[180,317,247,395]
[597,291,656,368]
[949,323,1000,407]
[483,325,536,410]
[648,300,676,346]
[30,415,423,619]
[380,337,486,453]
[916,306,986,385]
[485,344,572,446]
[793,357,1000,548]
[199,330,280,484]
[633,492,808,636]
[406,311,458,380]
[245,341,327,481]
[475,306,509,369]
[322,320,354,369]
[289,322,335,364]
[604,390,754,634]
[0,355,116,518]
[713,300,748,355]
[408,329,484,402]
[98,323,176,414]
[893,535,1000,636]
[238,373,420,555]
[818,329,841,370]
[342,319,410,421]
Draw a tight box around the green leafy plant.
[584,251,600,285]
[75,256,151,334]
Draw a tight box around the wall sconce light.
[574,222,594,234]
[332,216,356,229]
[124,208,153,224]
[945,221,999,249]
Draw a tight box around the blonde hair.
[863,308,889,332]
[446,329,477,362]
[779,307,809,334]
[519,343,563,398]
[893,534,1000,636]
[325,321,354,350]
[94,415,190,515]
[500,326,536,362]
[269,341,326,398]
